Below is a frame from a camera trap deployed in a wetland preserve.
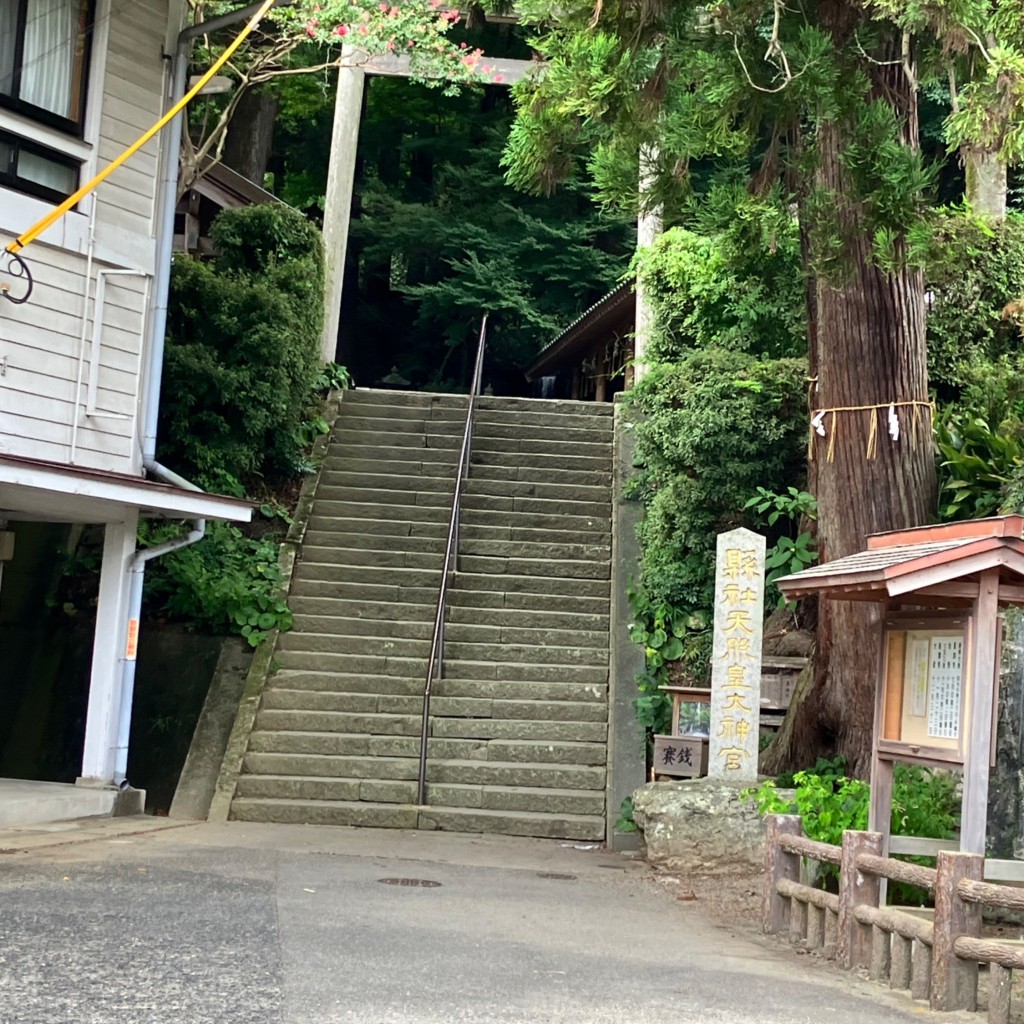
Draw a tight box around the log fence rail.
[763,814,1024,1024]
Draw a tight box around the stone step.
[416,805,604,841]
[331,430,611,460]
[341,397,613,431]
[277,632,610,667]
[286,614,610,650]
[240,752,606,791]
[337,416,611,446]
[247,730,607,765]
[299,531,611,563]
[450,572,610,598]
[317,471,610,506]
[317,471,455,496]
[268,672,607,703]
[288,596,609,632]
[343,388,612,419]
[471,447,611,472]
[230,797,421,829]
[293,564,609,599]
[261,688,608,722]
[327,443,610,474]
[333,457,612,489]
[291,562,442,589]
[234,775,605,815]
[272,652,609,684]
[253,708,607,743]
[308,500,611,535]
[229,797,603,839]
[313,485,611,520]
[299,545,443,571]
[288,579,612,615]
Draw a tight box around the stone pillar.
[708,528,765,781]
[606,397,646,850]
[320,53,366,365]
[633,145,662,385]
[79,511,139,786]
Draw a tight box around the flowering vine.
[274,1,506,89]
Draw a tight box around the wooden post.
[931,850,983,1012]
[823,908,839,958]
[806,904,825,949]
[989,963,1012,1024]
[763,814,802,935]
[320,55,366,364]
[910,942,932,1001]
[870,926,891,981]
[890,933,912,990]
[963,568,1001,854]
[837,829,883,969]
[789,898,808,946]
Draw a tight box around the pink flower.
[379,2,388,10]
[390,5,399,14]
[305,18,318,37]
[493,74,504,83]
[335,24,348,36]
[358,23,368,34]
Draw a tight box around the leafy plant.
[934,409,1024,521]
[614,795,638,833]
[744,486,819,606]
[142,521,292,647]
[749,757,960,898]
[315,362,352,392]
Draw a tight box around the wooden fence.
[763,814,1024,1024]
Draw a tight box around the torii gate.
[319,37,661,381]
[319,47,535,364]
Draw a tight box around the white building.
[0,0,252,811]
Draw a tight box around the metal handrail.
[417,316,488,805]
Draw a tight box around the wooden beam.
[962,568,1000,855]
[359,53,538,83]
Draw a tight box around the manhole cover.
[536,872,577,881]
[377,877,442,888]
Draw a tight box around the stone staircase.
[229,387,613,839]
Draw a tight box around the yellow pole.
[5,0,276,255]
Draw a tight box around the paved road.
[0,821,932,1024]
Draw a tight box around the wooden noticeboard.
[878,616,970,764]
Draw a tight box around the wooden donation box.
[776,516,1024,855]
[654,687,710,778]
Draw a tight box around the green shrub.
[160,204,325,490]
[751,757,960,902]
[633,188,806,363]
[629,350,808,620]
[924,210,1024,404]
[626,350,807,730]
[142,521,292,647]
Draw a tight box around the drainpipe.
[114,3,279,787]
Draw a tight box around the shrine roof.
[775,516,1024,604]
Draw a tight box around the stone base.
[632,777,766,874]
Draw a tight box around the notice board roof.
[775,516,1024,605]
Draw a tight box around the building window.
[0,129,79,203]
[0,0,93,134]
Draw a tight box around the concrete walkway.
[0,819,941,1024]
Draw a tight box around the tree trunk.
[762,4,936,779]
[963,146,1007,220]
[222,86,279,186]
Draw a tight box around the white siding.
[0,0,173,476]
